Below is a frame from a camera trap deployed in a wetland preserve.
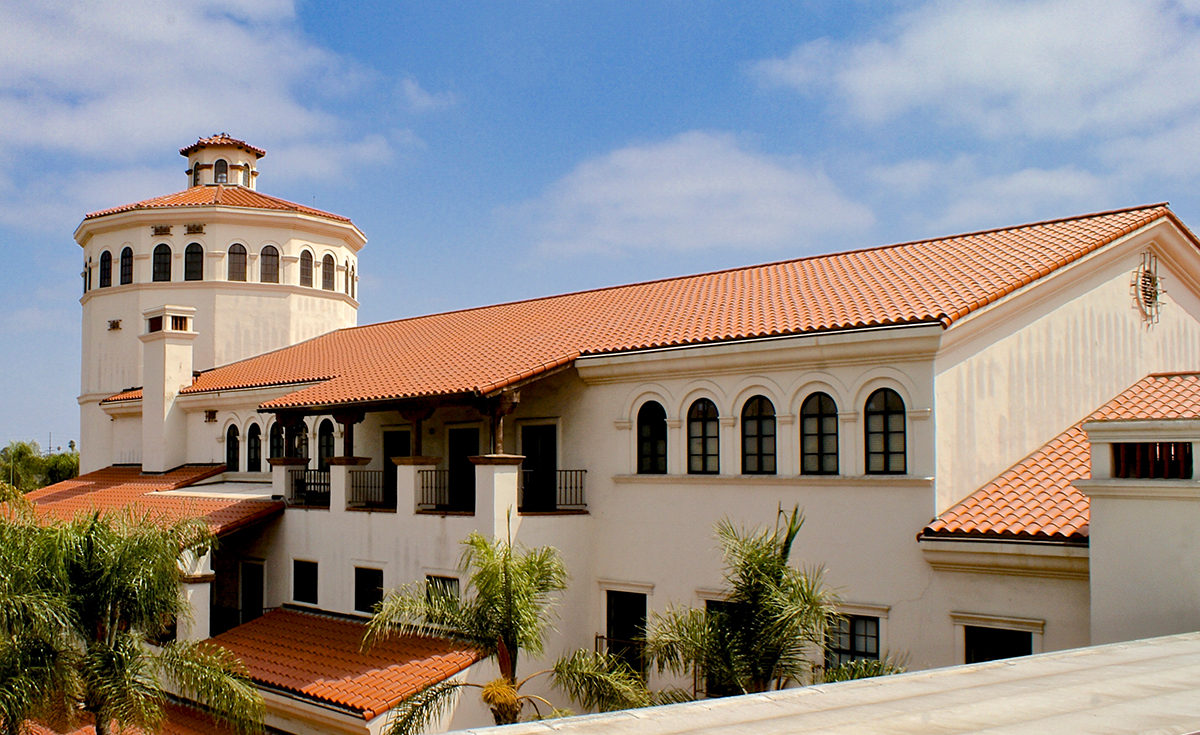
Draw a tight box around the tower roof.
[82,184,352,224]
[179,133,266,159]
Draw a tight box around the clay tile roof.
[181,204,1179,410]
[179,133,266,158]
[83,184,352,223]
[924,425,1092,542]
[26,465,283,537]
[1086,372,1200,421]
[28,702,233,735]
[101,387,142,403]
[210,608,480,720]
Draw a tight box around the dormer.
[182,134,266,189]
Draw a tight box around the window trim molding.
[950,611,1045,663]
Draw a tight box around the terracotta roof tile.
[101,387,142,403]
[84,185,352,223]
[210,608,480,719]
[26,465,283,537]
[179,134,266,158]
[182,204,1179,410]
[28,702,233,735]
[924,425,1091,542]
[1087,372,1200,421]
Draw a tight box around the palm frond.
[821,655,906,683]
[154,641,264,735]
[642,605,709,677]
[550,650,650,712]
[381,679,466,735]
[80,635,166,734]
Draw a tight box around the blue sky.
[3,0,1200,449]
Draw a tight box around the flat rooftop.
[462,632,1200,735]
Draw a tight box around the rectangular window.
[1112,442,1193,479]
[825,615,880,669]
[605,590,647,676]
[293,560,318,605]
[171,315,188,331]
[702,599,739,696]
[965,625,1031,664]
[355,566,384,613]
[425,575,460,602]
[147,316,163,333]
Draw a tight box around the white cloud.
[518,131,873,255]
[754,0,1200,140]
[399,78,457,112]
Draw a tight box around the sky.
[2,0,1200,450]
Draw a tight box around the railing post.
[470,454,525,538]
[268,456,309,502]
[327,456,369,512]
[394,456,441,513]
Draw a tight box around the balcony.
[347,469,395,511]
[287,469,330,509]
[520,469,587,514]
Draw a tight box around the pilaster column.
[327,456,370,512]
[395,456,442,513]
[178,550,213,641]
[470,455,525,539]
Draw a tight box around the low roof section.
[923,372,1200,543]
[24,465,283,537]
[173,204,1186,414]
[209,607,480,721]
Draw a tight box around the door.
[240,561,264,625]
[382,430,411,508]
[606,590,647,675]
[448,427,479,512]
[521,425,558,512]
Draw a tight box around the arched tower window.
[637,401,667,474]
[191,165,201,187]
[865,389,906,474]
[300,251,313,287]
[119,247,133,285]
[98,251,112,288]
[269,423,284,459]
[214,159,228,184]
[322,254,335,291]
[741,396,776,475]
[344,259,351,294]
[260,246,279,283]
[318,419,335,471]
[184,243,204,281]
[228,243,247,282]
[152,244,171,282]
[226,425,240,472]
[687,398,720,474]
[351,266,356,299]
[247,424,262,473]
[801,393,839,475]
[241,165,251,187]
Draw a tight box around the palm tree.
[0,485,265,735]
[365,530,652,734]
[644,506,902,696]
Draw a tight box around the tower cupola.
[181,134,266,189]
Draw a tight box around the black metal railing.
[418,469,450,510]
[595,634,647,677]
[520,469,587,512]
[288,469,330,508]
[348,470,389,508]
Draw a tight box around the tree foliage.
[0,441,79,493]
[0,487,264,735]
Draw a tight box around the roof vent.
[1131,251,1165,325]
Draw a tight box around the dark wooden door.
[448,427,479,512]
[240,562,264,624]
[521,425,557,511]
[382,430,411,508]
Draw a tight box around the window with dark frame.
[246,424,262,473]
[1112,442,1193,479]
[825,615,880,669]
[242,165,251,187]
[260,246,280,283]
[317,419,335,472]
[99,251,112,288]
[225,425,239,472]
[687,399,720,474]
[801,392,839,475]
[865,388,906,474]
[300,251,313,287]
[184,243,203,281]
[637,401,668,474]
[269,423,284,459]
[214,159,228,183]
[322,254,335,290]
[741,396,776,475]
[192,166,200,187]
[702,600,738,696]
[964,625,1031,663]
[354,567,384,613]
[152,244,171,282]
[293,560,318,605]
[605,590,647,677]
[120,247,133,285]
[425,575,460,603]
[228,243,247,282]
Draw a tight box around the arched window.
[865,388,906,474]
[296,428,309,460]
[637,401,667,474]
[152,244,171,282]
[260,246,279,283]
[269,423,284,459]
[318,419,335,471]
[120,247,133,285]
[241,165,251,187]
[82,261,88,294]
[350,266,356,299]
[801,393,839,475]
[687,399,720,474]
[214,159,228,184]
[184,243,203,281]
[247,424,262,473]
[345,259,351,294]
[321,254,335,290]
[741,396,776,475]
[228,243,247,282]
[98,251,112,288]
[300,251,313,287]
[192,165,201,187]
[226,425,240,472]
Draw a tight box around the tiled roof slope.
[29,702,233,735]
[180,134,266,158]
[101,387,142,403]
[26,465,283,536]
[211,608,480,720]
[84,184,352,223]
[1088,372,1200,421]
[184,204,1177,410]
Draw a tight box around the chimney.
[139,305,197,473]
